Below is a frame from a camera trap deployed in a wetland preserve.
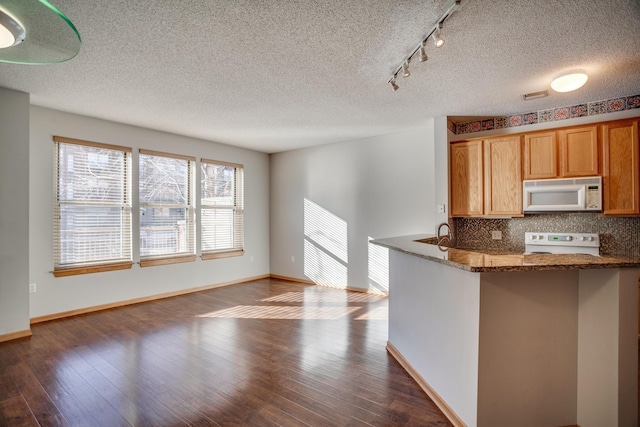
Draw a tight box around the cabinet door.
[602,120,639,215]
[559,125,599,177]
[450,141,483,217]
[484,136,523,216]
[523,131,557,179]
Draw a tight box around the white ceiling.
[1,0,639,153]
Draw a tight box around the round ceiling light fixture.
[551,71,588,93]
[0,0,81,65]
[0,8,25,48]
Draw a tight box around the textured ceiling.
[0,0,639,153]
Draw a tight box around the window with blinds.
[53,137,133,276]
[200,159,244,259]
[139,150,196,266]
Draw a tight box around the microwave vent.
[523,176,601,188]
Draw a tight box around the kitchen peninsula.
[372,234,640,427]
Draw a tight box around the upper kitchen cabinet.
[450,135,522,217]
[558,125,599,177]
[450,140,484,217]
[523,131,557,179]
[484,136,523,216]
[602,119,639,215]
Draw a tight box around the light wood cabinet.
[450,136,522,217]
[450,140,484,217]
[523,125,599,179]
[602,120,639,215]
[559,125,599,177]
[450,117,639,218]
[484,136,523,216]
[523,131,557,179]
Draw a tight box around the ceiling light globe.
[551,72,588,92]
[0,8,25,49]
[0,25,15,48]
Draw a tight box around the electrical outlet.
[29,283,36,293]
[291,256,295,263]
[437,204,446,214]
[491,230,502,240]
[250,256,254,262]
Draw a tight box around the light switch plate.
[491,230,502,240]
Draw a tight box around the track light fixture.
[390,76,399,91]
[388,0,464,91]
[402,61,410,78]
[433,25,445,48]
[419,44,428,62]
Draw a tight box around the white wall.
[29,107,270,318]
[0,88,30,336]
[434,116,453,225]
[389,249,481,425]
[269,124,438,291]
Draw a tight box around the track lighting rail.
[388,0,464,91]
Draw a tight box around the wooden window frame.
[200,159,245,260]
[53,136,133,276]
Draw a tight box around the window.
[53,136,133,277]
[200,159,244,259]
[139,150,196,266]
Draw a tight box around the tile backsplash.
[453,214,640,258]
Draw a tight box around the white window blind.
[200,159,244,257]
[139,150,195,260]
[54,137,132,271]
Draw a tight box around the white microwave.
[523,176,602,213]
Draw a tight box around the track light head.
[433,28,444,48]
[390,77,399,91]
[402,62,410,78]
[419,45,428,62]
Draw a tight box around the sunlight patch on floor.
[261,291,384,304]
[197,305,361,320]
[355,306,388,320]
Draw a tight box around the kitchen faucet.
[437,222,454,247]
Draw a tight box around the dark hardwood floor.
[0,278,451,426]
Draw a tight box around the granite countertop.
[370,234,640,273]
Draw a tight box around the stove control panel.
[526,232,599,247]
[525,232,600,255]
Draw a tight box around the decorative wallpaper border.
[449,93,640,135]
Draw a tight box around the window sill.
[139,255,197,267]
[53,261,134,277]
[201,250,244,260]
